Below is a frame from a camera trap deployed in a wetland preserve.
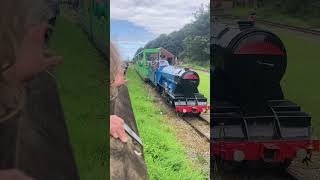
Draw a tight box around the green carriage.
[133,48,161,81]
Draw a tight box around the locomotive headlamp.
[183,109,187,113]
[296,149,307,159]
[233,150,245,162]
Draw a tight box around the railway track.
[213,14,320,36]
[286,169,303,180]
[178,114,210,142]
[256,19,320,36]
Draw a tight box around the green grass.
[231,7,254,17]
[231,7,320,29]
[276,31,320,137]
[197,71,210,102]
[179,63,210,72]
[127,68,207,180]
[49,16,107,179]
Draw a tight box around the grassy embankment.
[179,63,210,72]
[50,16,107,179]
[231,7,320,29]
[197,71,210,102]
[127,68,207,180]
[277,32,320,137]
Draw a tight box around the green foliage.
[127,68,207,180]
[232,0,320,28]
[264,0,320,17]
[179,63,209,71]
[182,36,209,65]
[50,16,107,180]
[144,7,209,66]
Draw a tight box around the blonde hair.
[0,0,54,72]
[110,43,123,101]
[0,0,53,122]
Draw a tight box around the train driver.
[159,54,167,61]
[159,54,169,67]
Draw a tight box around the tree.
[142,7,210,65]
[182,36,209,65]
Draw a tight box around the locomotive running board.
[172,95,207,106]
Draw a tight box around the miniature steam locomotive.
[133,48,208,114]
[211,21,320,171]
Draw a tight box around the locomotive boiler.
[211,21,320,171]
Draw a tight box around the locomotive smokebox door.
[212,23,287,107]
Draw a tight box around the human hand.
[110,115,128,143]
[111,69,128,88]
[0,169,34,180]
[3,23,63,83]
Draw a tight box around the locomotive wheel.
[157,86,162,94]
[171,100,175,108]
[159,86,164,96]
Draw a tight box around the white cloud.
[110,0,209,35]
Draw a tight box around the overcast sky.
[110,0,209,60]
